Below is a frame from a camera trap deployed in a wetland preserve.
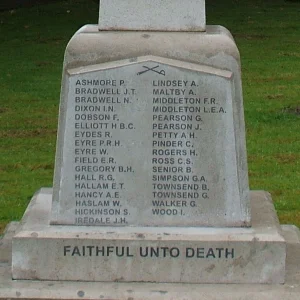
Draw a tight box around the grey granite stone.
[13,190,285,283]
[0,222,19,265]
[51,26,250,228]
[1,221,300,299]
[0,223,300,300]
[98,0,206,32]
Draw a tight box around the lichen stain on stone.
[114,276,124,282]
[77,290,85,297]
[142,34,150,39]
[129,57,138,63]
[232,256,250,268]
[151,290,168,294]
[185,25,204,32]
[136,233,145,239]
[16,268,39,280]
[205,264,216,273]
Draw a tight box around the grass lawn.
[0,0,300,234]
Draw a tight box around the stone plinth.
[2,219,300,299]
[98,0,206,32]
[51,25,250,228]
[12,189,285,284]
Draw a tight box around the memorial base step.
[10,189,286,284]
[1,213,300,300]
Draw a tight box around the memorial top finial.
[98,0,206,32]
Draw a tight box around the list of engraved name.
[73,79,134,225]
[71,69,226,225]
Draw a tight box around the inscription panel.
[51,56,245,226]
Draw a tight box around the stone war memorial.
[1,1,300,299]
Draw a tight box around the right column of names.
[150,79,226,217]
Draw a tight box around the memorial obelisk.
[50,0,250,228]
[7,0,293,288]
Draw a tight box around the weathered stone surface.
[98,0,206,32]
[53,26,250,226]
[13,189,284,283]
[60,26,250,227]
[0,222,18,265]
[2,223,300,299]
[52,55,249,227]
